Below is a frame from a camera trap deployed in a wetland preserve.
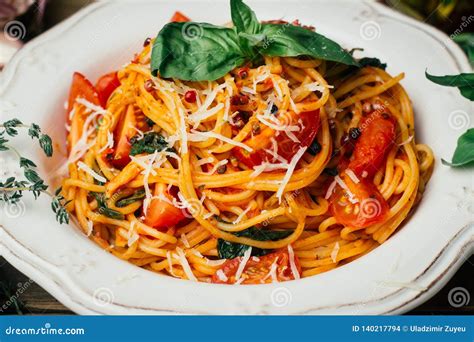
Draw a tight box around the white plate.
[0,0,472,315]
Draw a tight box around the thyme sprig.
[0,119,69,224]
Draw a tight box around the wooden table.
[0,256,472,315]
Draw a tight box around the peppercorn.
[216,164,227,174]
[143,37,152,47]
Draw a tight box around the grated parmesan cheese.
[188,130,253,152]
[235,247,252,283]
[206,159,228,175]
[216,269,228,282]
[325,179,337,199]
[232,204,252,224]
[287,244,300,279]
[86,220,93,237]
[98,130,114,153]
[77,161,107,183]
[251,162,288,178]
[331,242,340,263]
[335,175,358,204]
[276,147,307,203]
[180,233,190,248]
[176,247,197,281]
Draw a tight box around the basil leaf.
[359,57,387,70]
[425,71,474,100]
[130,132,168,156]
[231,0,260,35]
[255,24,359,66]
[453,33,474,65]
[151,22,246,81]
[217,226,292,259]
[116,189,146,207]
[442,128,474,167]
[92,193,124,220]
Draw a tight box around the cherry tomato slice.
[111,105,137,168]
[66,72,100,152]
[212,249,301,284]
[144,183,186,230]
[233,110,320,168]
[66,72,100,120]
[329,173,389,228]
[348,110,396,178]
[95,72,120,107]
[170,11,190,22]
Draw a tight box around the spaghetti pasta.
[59,22,433,285]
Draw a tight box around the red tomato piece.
[170,11,190,22]
[143,183,186,230]
[348,110,396,178]
[66,72,100,120]
[233,110,321,168]
[111,105,137,168]
[329,173,389,228]
[95,72,120,107]
[66,72,100,153]
[212,249,301,284]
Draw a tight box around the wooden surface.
[0,255,472,315]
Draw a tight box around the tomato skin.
[95,72,120,107]
[348,111,396,178]
[329,173,388,228]
[212,249,301,284]
[111,105,136,168]
[143,184,186,230]
[233,110,321,168]
[170,11,190,22]
[67,72,100,119]
[66,72,101,153]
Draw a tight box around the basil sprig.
[426,71,474,167]
[442,128,474,167]
[151,0,358,81]
[217,226,292,259]
[425,71,474,100]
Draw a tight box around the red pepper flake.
[231,94,249,106]
[184,90,197,103]
[143,37,152,47]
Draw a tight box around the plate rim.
[0,0,472,315]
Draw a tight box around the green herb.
[358,57,387,70]
[0,120,68,224]
[453,33,474,65]
[323,167,339,177]
[51,187,71,224]
[130,132,169,155]
[441,128,474,167]
[308,139,321,156]
[92,192,124,220]
[116,189,146,207]
[151,0,357,81]
[217,226,292,259]
[425,71,474,100]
